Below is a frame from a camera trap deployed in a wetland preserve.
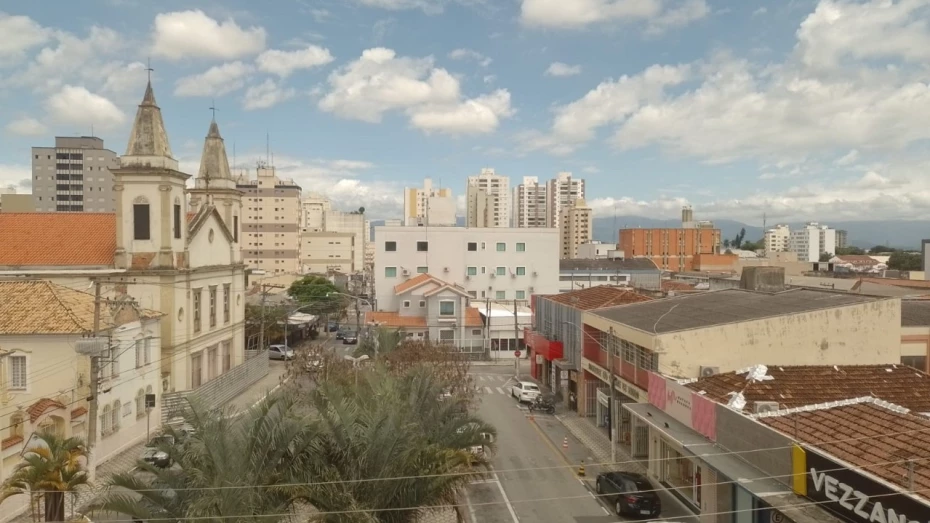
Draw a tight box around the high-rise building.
[301,193,331,231]
[299,195,367,274]
[789,222,836,262]
[513,176,549,228]
[559,198,592,259]
[237,164,302,274]
[836,229,848,249]
[547,172,584,229]
[31,136,119,213]
[466,168,510,228]
[764,224,791,254]
[403,178,456,226]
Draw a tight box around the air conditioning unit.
[532,271,538,277]
[402,269,410,276]
[529,287,535,293]
[699,366,719,377]
[465,275,471,280]
[490,273,496,278]
[754,401,780,414]
[443,267,450,273]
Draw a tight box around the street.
[465,365,616,523]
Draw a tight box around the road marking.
[496,387,505,395]
[462,484,479,523]
[485,386,493,394]
[528,418,574,471]
[601,506,610,515]
[490,472,520,523]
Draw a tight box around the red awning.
[524,329,564,361]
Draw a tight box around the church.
[0,79,257,414]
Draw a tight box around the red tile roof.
[855,277,930,289]
[0,213,115,267]
[366,311,428,328]
[393,273,435,294]
[26,398,66,422]
[541,286,653,310]
[760,398,930,500]
[464,307,482,327]
[662,280,696,291]
[71,406,88,419]
[1,435,23,450]
[686,364,930,413]
[186,211,197,223]
[834,255,879,266]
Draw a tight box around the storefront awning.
[625,403,842,523]
[524,329,563,360]
[286,312,317,325]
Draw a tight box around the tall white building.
[788,222,837,262]
[300,195,367,273]
[466,168,510,228]
[764,224,791,253]
[403,178,456,226]
[373,226,559,306]
[547,172,585,229]
[513,176,549,228]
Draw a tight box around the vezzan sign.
[805,450,930,523]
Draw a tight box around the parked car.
[335,330,346,340]
[141,434,175,468]
[595,471,662,518]
[510,381,541,403]
[327,322,340,332]
[268,344,294,360]
[342,332,358,344]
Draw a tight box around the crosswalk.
[470,374,516,395]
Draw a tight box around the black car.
[595,471,662,518]
[140,434,176,468]
[342,332,358,344]
[335,331,346,340]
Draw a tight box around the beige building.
[237,165,301,274]
[31,136,119,213]
[0,187,33,213]
[466,168,510,228]
[299,195,367,274]
[301,193,330,230]
[559,198,592,259]
[403,178,455,226]
[512,176,548,228]
[547,171,584,229]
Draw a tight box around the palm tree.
[0,431,90,522]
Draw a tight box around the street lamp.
[344,354,369,386]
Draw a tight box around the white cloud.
[0,13,50,63]
[319,47,514,134]
[243,79,296,110]
[256,46,334,78]
[355,0,446,14]
[834,149,859,167]
[582,166,601,173]
[752,7,767,16]
[0,164,30,190]
[45,86,125,129]
[151,10,266,61]
[545,62,582,77]
[9,26,122,92]
[520,0,662,28]
[174,62,253,97]
[99,61,148,98]
[5,117,47,136]
[448,48,492,67]
[645,0,709,35]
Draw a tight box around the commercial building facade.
[299,199,367,274]
[466,168,510,228]
[559,258,661,292]
[237,165,302,274]
[31,136,119,213]
[619,227,721,272]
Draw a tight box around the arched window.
[9,412,24,438]
[136,389,145,419]
[112,400,121,431]
[101,404,111,435]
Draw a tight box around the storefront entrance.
[657,437,701,510]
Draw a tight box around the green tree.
[870,245,895,253]
[836,246,865,255]
[741,239,762,251]
[732,228,746,249]
[288,275,345,315]
[244,303,289,346]
[888,251,922,271]
[0,431,90,522]
[819,252,833,262]
[355,327,405,359]
[722,238,731,248]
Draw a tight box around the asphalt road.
[465,365,618,523]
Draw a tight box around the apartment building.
[513,176,549,227]
[835,229,848,249]
[559,198,592,259]
[403,177,456,226]
[301,193,330,230]
[619,227,720,272]
[31,136,119,212]
[547,172,585,229]
[764,224,790,253]
[373,226,558,307]
[237,164,302,274]
[577,241,620,259]
[789,222,836,262]
[466,168,510,228]
[299,197,367,273]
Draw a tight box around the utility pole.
[608,326,617,465]
[514,299,520,379]
[258,283,286,350]
[87,281,103,480]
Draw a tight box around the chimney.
[740,266,786,292]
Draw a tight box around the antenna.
[91,124,95,138]
[233,141,236,173]
[266,132,270,164]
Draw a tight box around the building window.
[9,412,24,438]
[144,337,151,364]
[223,284,231,323]
[192,353,203,388]
[439,330,455,343]
[135,339,144,368]
[496,266,506,276]
[419,300,426,307]
[9,355,26,389]
[208,346,218,381]
[112,400,121,432]
[109,347,120,377]
[516,266,526,276]
[173,203,181,239]
[385,241,396,251]
[472,329,482,336]
[222,341,232,373]
[193,288,202,333]
[468,291,477,298]
[496,242,506,252]
[622,339,637,364]
[439,300,455,316]
[101,405,111,435]
[233,216,239,242]
[467,267,477,276]
[496,290,506,299]
[133,204,150,240]
[417,241,428,251]
[516,290,526,300]
[516,243,526,252]
[136,389,145,419]
[413,266,426,274]
[385,267,397,278]
[209,286,217,327]
[467,242,477,251]
[403,300,411,308]
[902,355,927,372]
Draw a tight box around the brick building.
[619,227,721,272]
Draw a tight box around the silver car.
[268,344,294,360]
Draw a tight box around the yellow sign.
[792,445,807,496]
[581,358,647,403]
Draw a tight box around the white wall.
[374,226,559,311]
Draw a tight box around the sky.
[1,0,930,224]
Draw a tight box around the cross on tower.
[209,99,218,121]
[145,57,154,83]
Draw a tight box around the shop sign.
[805,449,930,523]
[597,389,609,407]
[664,379,695,427]
[581,358,647,403]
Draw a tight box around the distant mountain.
[593,216,930,250]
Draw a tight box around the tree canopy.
[287,275,346,315]
[888,251,922,271]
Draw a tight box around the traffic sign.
[514,350,521,357]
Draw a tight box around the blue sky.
[2,0,930,223]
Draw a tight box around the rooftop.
[685,364,930,413]
[902,300,930,327]
[559,258,659,272]
[0,213,115,267]
[833,255,879,265]
[542,286,653,310]
[758,398,930,501]
[591,288,884,334]
[0,280,109,334]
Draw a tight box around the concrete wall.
[161,349,268,421]
[714,406,794,488]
